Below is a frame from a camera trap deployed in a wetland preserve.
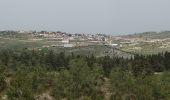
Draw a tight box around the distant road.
[113,47,137,55]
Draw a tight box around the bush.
[52,59,104,99]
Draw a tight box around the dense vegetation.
[0,49,170,100]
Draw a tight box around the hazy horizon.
[0,0,170,35]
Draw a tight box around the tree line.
[0,49,170,100]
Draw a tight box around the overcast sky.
[0,0,170,35]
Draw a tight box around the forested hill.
[0,49,170,99]
[121,31,170,39]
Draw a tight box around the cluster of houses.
[1,30,120,48]
[27,31,110,42]
[27,31,119,48]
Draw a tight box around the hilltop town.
[0,30,116,47]
[1,30,170,55]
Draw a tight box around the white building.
[64,44,73,48]
[62,39,69,43]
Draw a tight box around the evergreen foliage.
[0,49,169,99]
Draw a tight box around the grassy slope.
[119,31,170,54]
[128,31,170,39]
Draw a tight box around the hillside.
[121,31,170,39]
[116,31,170,54]
[0,49,170,100]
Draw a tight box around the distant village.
[1,30,170,50]
[0,30,121,48]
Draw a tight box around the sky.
[0,0,170,35]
